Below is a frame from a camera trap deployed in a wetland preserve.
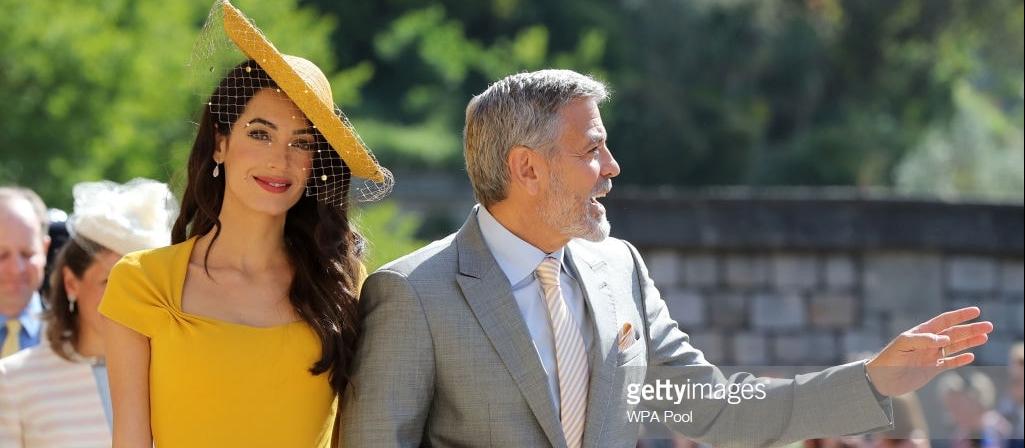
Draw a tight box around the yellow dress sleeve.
[98,252,171,338]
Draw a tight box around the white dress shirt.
[476,206,594,411]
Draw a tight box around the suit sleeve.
[339,269,435,447]
[624,241,893,447]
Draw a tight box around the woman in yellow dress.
[98,2,392,446]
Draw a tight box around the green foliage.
[355,201,425,272]
[607,0,1023,189]
[896,82,1024,200]
[316,1,613,171]
[313,0,1022,197]
[1,0,1022,209]
[0,0,350,209]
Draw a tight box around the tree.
[0,0,354,209]
[307,0,1022,198]
[3,0,1021,205]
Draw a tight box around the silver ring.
[941,347,946,358]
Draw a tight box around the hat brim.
[221,1,385,183]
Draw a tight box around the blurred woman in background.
[0,178,176,447]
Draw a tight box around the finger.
[939,321,994,342]
[939,352,975,369]
[918,307,981,333]
[944,333,989,356]
[900,332,950,350]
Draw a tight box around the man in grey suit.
[340,69,994,447]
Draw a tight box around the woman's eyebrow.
[247,117,277,129]
[248,118,313,136]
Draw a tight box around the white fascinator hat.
[66,178,179,255]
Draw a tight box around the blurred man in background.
[0,187,50,358]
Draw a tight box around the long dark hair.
[171,60,364,394]
[43,237,108,361]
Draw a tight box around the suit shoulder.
[376,232,458,278]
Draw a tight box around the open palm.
[865,307,993,397]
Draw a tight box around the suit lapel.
[455,211,567,448]
[565,242,618,448]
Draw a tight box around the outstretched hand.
[865,307,993,397]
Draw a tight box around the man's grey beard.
[538,173,612,243]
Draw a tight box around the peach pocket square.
[617,322,639,351]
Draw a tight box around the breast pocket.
[615,316,645,366]
[617,337,646,366]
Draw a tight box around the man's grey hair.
[0,186,49,235]
[463,69,609,207]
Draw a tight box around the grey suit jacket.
[340,208,893,447]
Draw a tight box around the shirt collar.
[476,205,565,287]
[1,292,44,338]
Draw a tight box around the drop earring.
[68,295,77,313]
[212,162,222,178]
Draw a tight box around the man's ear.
[507,145,545,196]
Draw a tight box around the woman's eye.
[248,130,271,141]
[290,140,316,151]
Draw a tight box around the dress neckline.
[170,236,305,331]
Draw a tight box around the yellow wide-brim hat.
[221,0,386,183]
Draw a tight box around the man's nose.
[602,146,621,178]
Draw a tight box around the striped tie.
[2,319,22,358]
[535,256,588,448]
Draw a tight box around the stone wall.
[603,188,1024,366]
